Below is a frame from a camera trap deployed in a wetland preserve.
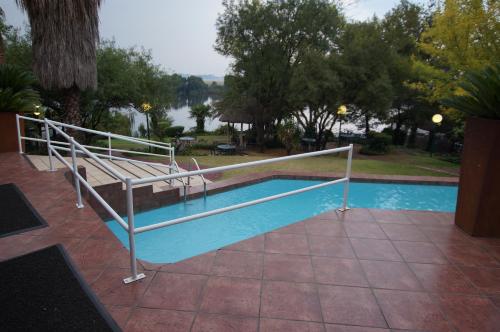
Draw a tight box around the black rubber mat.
[0,245,120,332]
[0,183,47,238]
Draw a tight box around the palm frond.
[442,64,500,120]
[0,64,40,113]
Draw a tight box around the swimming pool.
[106,179,457,263]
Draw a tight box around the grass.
[99,138,460,181]
[174,148,460,180]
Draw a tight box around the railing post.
[339,144,353,212]
[107,134,112,157]
[70,137,84,208]
[16,114,23,154]
[44,119,56,172]
[123,178,146,284]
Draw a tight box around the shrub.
[360,131,391,155]
[0,64,40,113]
[165,126,184,137]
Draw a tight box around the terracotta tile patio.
[1,152,500,331]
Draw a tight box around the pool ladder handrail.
[191,158,207,199]
[172,160,188,201]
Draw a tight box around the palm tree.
[189,104,213,133]
[0,64,40,113]
[16,0,102,126]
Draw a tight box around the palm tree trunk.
[63,85,81,125]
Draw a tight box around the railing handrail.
[45,120,127,182]
[135,176,349,234]
[17,114,174,154]
[132,145,352,186]
[134,145,353,234]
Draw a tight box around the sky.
[1,0,411,77]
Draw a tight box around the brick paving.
[1,152,500,332]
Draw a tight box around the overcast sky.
[1,0,415,76]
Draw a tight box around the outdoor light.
[141,102,152,151]
[432,113,443,125]
[34,105,41,116]
[141,102,152,112]
[337,105,348,145]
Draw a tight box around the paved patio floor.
[1,152,500,332]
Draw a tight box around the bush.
[164,126,184,138]
[0,64,40,113]
[359,131,391,155]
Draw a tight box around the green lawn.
[103,138,460,180]
[174,149,460,180]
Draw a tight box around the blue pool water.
[106,179,457,263]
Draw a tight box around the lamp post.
[337,105,347,146]
[141,102,152,152]
[429,113,443,156]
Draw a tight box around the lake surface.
[120,98,225,135]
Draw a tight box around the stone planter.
[0,112,24,153]
[455,117,500,237]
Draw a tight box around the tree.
[416,0,499,103]
[442,64,500,119]
[215,0,343,150]
[339,20,394,135]
[382,0,428,145]
[16,0,102,127]
[288,51,342,149]
[189,104,212,133]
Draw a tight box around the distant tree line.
[215,0,499,150]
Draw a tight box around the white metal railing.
[121,144,354,283]
[16,115,175,166]
[16,115,353,285]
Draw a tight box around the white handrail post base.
[123,273,146,284]
[123,177,146,284]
